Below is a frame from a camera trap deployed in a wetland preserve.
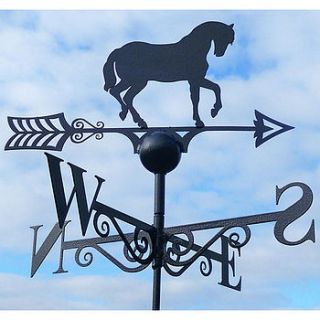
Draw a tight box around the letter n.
[45,152,105,236]
[30,222,69,277]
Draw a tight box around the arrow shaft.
[71,125,256,134]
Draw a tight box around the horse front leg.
[200,78,222,118]
[189,81,204,128]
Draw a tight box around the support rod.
[152,173,165,310]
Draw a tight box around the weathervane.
[5,21,315,310]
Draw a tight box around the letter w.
[45,153,105,236]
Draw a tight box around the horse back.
[113,41,208,82]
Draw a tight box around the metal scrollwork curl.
[70,132,105,144]
[166,230,194,266]
[227,225,251,249]
[70,132,85,143]
[124,228,151,263]
[75,246,94,267]
[72,118,105,130]
[95,132,104,140]
[133,227,149,255]
[71,118,105,144]
[200,257,213,276]
[164,223,253,278]
[93,209,154,266]
[93,211,111,238]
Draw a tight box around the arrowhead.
[254,110,294,148]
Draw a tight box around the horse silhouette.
[103,21,234,128]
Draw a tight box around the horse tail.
[103,50,118,92]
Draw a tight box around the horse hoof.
[211,108,219,118]
[195,120,204,128]
[138,120,148,129]
[119,110,127,121]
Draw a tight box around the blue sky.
[1,10,320,311]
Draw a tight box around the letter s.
[274,182,315,246]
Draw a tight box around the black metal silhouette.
[103,21,235,128]
[4,110,294,152]
[31,185,315,284]
[30,152,315,305]
[31,220,222,277]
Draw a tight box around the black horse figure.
[103,21,235,128]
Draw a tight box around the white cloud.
[0,273,151,309]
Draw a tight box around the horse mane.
[179,21,227,43]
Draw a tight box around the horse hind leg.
[109,80,131,120]
[123,81,148,128]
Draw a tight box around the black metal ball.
[138,132,182,174]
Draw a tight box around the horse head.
[213,23,235,57]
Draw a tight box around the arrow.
[253,110,294,148]
[4,110,294,152]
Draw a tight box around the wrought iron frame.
[7,110,310,310]
[31,181,315,277]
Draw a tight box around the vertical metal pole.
[152,173,165,310]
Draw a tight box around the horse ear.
[229,23,234,29]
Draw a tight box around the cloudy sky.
[1,10,320,310]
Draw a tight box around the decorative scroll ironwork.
[163,224,250,279]
[31,181,315,292]
[31,220,224,276]
[64,232,153,273]
[60,226,152,274]
[5,110,294,152]
[92,201,156,266]
[70,118,105,144]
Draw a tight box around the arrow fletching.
[5,113,71,151]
